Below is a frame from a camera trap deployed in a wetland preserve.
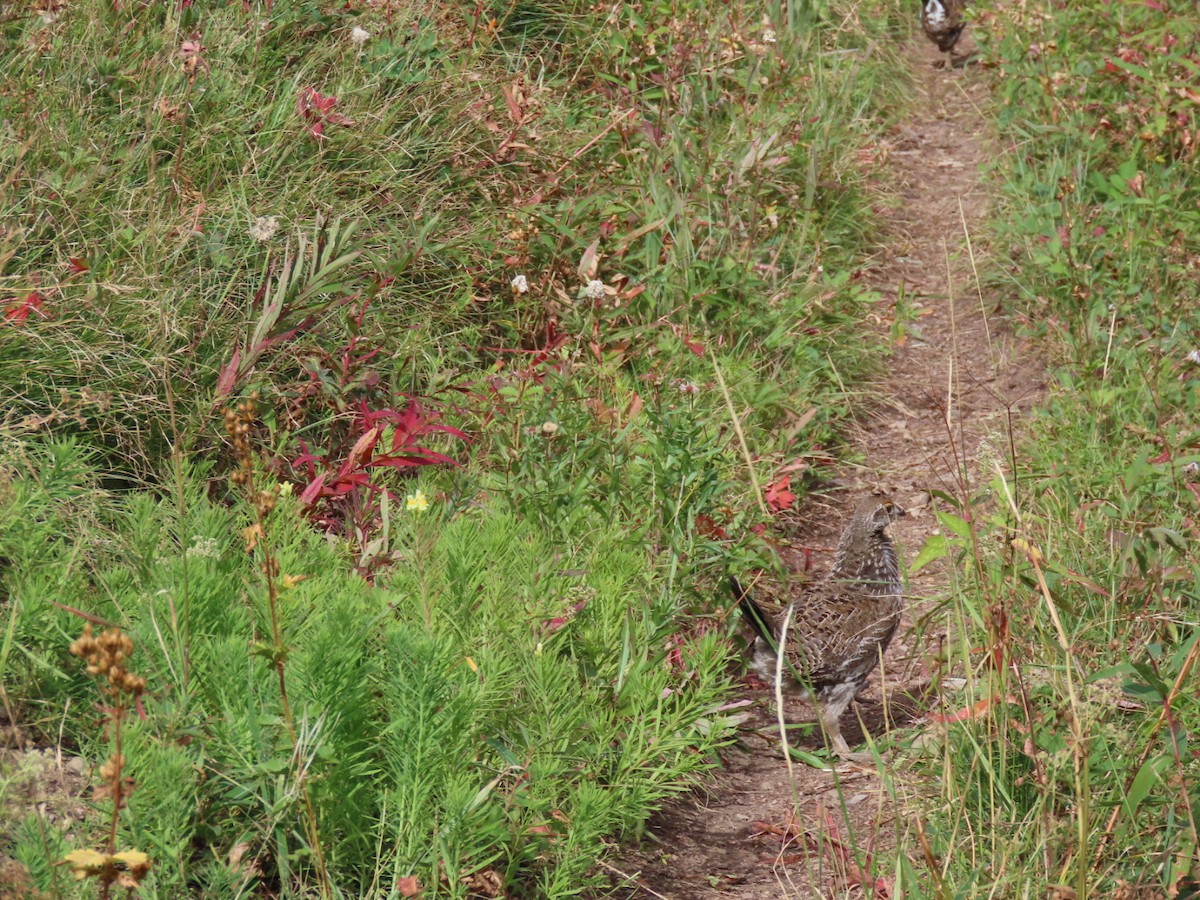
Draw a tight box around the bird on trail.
[730,497,905,760]
[921,0,968,68]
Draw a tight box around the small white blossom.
[350,26,371,45]
[1185,461,1200,477]
[249,215,280,242]
[763,29,777,43]
[540,421,559,437]
[511,274,529,294]
[584,279,606,300]
[675,380,700,395]
[186,536,221,560]
[1187,349,1200,366]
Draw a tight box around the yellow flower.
[406,490,429,513]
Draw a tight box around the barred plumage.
[731,498,905,759]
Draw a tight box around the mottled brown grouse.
[731,498,905,759]
[921,0,968,68]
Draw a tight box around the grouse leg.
[815,681,859,759]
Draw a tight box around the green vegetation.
[0,0,908,895]
[896,3,1200,896]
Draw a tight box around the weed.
[61,624,152,898]
[224,393,332,896]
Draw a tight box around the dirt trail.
[604,33,1046,900]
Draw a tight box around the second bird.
[921,0,968,67]
[731,497,905,759]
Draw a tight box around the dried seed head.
[69,623,97,658]
[71,625,145,700]
[256,490,277,517]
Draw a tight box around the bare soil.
[600,33,1047,900]
[0,719,92,900]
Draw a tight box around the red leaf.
[4,291,46,324]
[431,422,470,442]
[328,472,371,494]
[291,444,321,475]
[1148,448,1170,464]
[695,513,729,540]
[296,85,351,134]
[501,82,524,124]
[928,694,1019,724]
[765,475,796,512]
[371,449,460,469]
[215,347,242,398]
[336,427,382,480]
[544,592,589,634]
[296,87,319,117]
[683,336,705,357]
[396,876,422,897]
[68,257,89,274]
[298,473,328,506]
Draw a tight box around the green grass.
[0,0,911,896]
[1,438,736,895]
[885,3,1200,896]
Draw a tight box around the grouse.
[731,498,905,759]
[921,0,967,68]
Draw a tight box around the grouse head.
[830,497,905,594]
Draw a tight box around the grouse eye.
[876,501,903,526]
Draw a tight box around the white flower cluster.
[186,536,221,560]
[249,215,279,242]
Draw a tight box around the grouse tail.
[729,576,775,647]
